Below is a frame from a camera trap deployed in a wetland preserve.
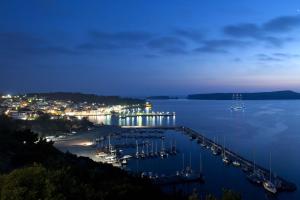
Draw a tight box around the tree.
[221,189,242,200]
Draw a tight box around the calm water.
[67,100,300,199]
[149,99,300,200]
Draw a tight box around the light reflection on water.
[88,114,176,127]
[67,100,300,200]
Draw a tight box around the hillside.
[187,91,300,100]
[27,92,145,105]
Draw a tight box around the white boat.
[96,152,107,157]
[263,153,277,194]
[230,94,245,111]
[121,159,127,165]
[263,181,277,194]
[232,160,240,167]
[222,137,230,164]
[222,156,230,164]
[122,155,132,160]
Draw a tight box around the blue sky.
[1,0,300,95]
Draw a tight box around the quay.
[120,125,297,193]
[68,111,176,117]
[118,112,175,118]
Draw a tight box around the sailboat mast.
[182,153,185,171]
[200,153,202,174]
[152,141,154,153]
[108,135,111,152]
[269,152,272,182]
[189,152,192,168]
[136,140,139,155]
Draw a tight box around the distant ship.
[230,94,245,111]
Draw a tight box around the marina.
[52,100,300,200]
[55,124,297,197]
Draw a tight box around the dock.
[118,112,176,118]
[121,125,297,193]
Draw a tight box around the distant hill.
[187,91,300,100]
[147,96,179,100]
[27,92,145,105]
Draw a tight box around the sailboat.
[222,137,230,164]
[155,141,158,156]
[160,138,167,158]
[211,137,218,155]
[141,141,145,159]
[201,135,206,147]
[230,93,245,111]
[173,139,177,154]
[263,153,277,194]
[247,151,264,185]
[135,140,139,158]
[150,141,154,157]
[199,153,205,182]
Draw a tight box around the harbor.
[54,124,297,197]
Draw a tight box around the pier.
[118,112,176,118]
[120,125,297,193]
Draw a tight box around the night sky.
[1,0,300,96]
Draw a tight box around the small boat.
[222,156,230,164]
[263,181,277,194]
[96,152,107,157]
[122,155,132,160]
[232,160,241,167]
[263,153,277,194]
[247,172,264,185]
[121,159,127,165]
[222,137,230,164]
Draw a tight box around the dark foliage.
[27,92,145,105]
[0,115,170,200]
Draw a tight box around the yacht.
[160,138,167,158]
[135,140,139,158]
[121,159,128,165]
[230,94,245,111]
[232,160,241,167]
[222,156,230,164]
[246,152,264,185]
[263,153,277,194]
[247,171,264,185]
[121,155,132,160]
[263,181,277,194]
[222,137,230,164]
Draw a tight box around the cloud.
[0,32,77,57]
[263,16,300,32]
[79,31,154,50]
[224,23,261,38]
[256,53,282,62]
[173,28,204,42]
[194,39,249,53]
[272,52,300,58]
[255,52,300,62]
[223,15,300,47]
[147,36,187,54]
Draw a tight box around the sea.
[59,100,300,200]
